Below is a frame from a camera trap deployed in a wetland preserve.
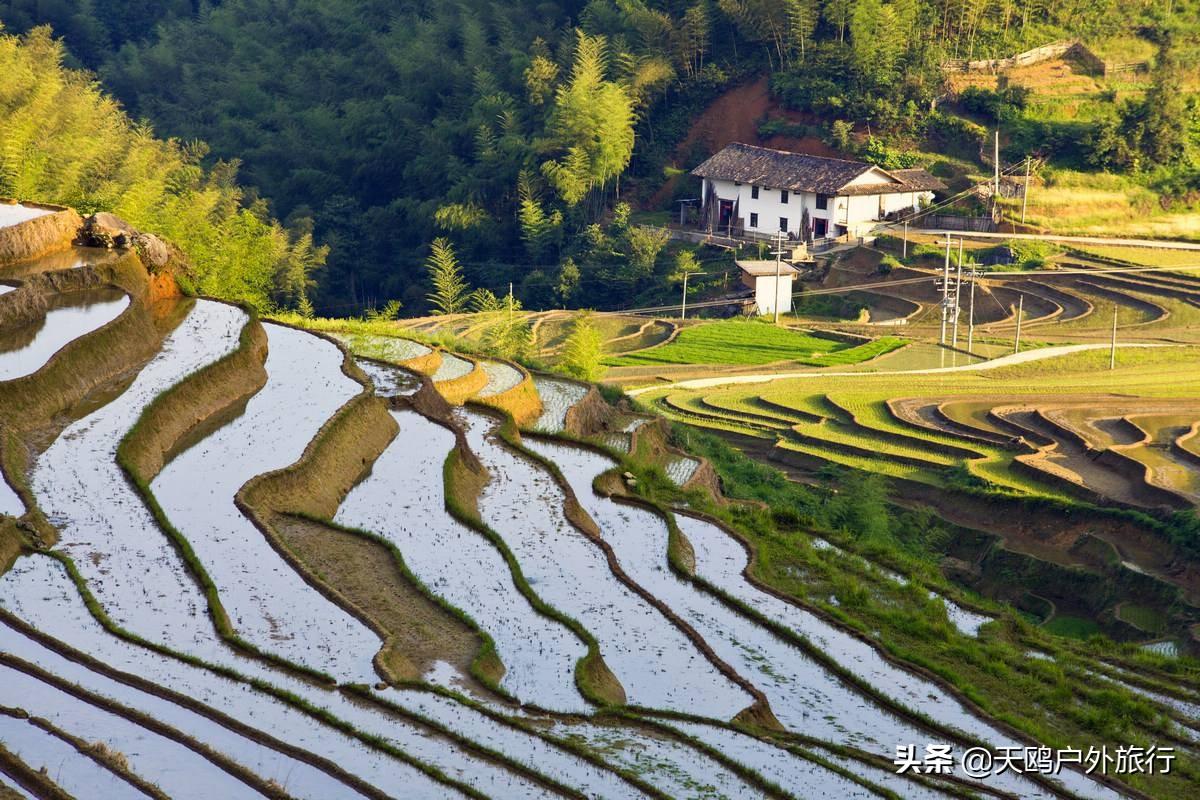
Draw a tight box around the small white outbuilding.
[736,260,799,316]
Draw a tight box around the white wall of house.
[752,274,794,316]
[704,177,932,239]
[706,178,829,238]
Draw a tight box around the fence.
[942,40,1148,78]
[942,40,1075,73]
[917,214,997,233]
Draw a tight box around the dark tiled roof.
[890,168,946,192]
[692,142,943,195]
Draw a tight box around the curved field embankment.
[1073,279,1170,326]
[231,336,421,678]
[335,401,590,709]
[443,414,626,708]
[474,361,543,426]
[0,254,180,445]
[845,290,923,325]
[1025,280,1094,323]
[991,406,1185,510]
[0,206,82,264]
[603,319,678,356]
[979,283,1060,330]
[529,374,590,435]
[239,367,487,685]
[0,556,567,800]
[1082,271,1200,306]
[120,306,269,479]
[146,323,382,682]
[523,400,1132,800]
[0,246,115,280]
[463,408,762,719]
[1173,421,1200,468]
[432,352,489,405]
[889,397,1026,450]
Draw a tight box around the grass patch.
[1043,615,1104,640]
[607,320,902,367]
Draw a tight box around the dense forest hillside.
[0,26,320,311]
[1,0,1198,313]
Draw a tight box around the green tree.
[524,43,560,106]
[1137,46,1190,168]
[426,237,471,315]
[675,1,711,79]
[830,119,854,152]
[671,248,701,283]
[626,225,670,276]
[849,0,906,87]
[784,0,818,62]
[560,311,608,381]
[556,257,582,304]
[822,0,852,41]
[480,287,533,358]
[542,31,636,206]
[516,172,563,261]
[435,202,489,231]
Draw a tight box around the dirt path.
[627,343,1176,396]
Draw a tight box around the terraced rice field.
[328,331,432,363]
[433,351,475,382]
[0,204,53,227]
[150,323,382,680]
[2,243,1197,799]
[0,291,128,380]
[335,408,588,711]
[477,360,523,397]
[529,375,588,434]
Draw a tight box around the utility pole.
[940,237,951,345]
[1021,156,1031,224]
[967,270,980,355]
[1013,294,1024,354]
[1110,309,1118,369]
[680,272,703,320]
[902,220,908,259]
[772,230,787,324]
[994,130,1001,200]
[951,242,964,348]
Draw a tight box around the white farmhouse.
[692,142,943,240]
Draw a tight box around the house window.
[779,217,788,233]
[780,190,789,204]
[751,185,759,199]
[816,193,829,210]
[749,212,759,228]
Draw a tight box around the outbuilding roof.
[735,260,800,277]
[692,142,944,196]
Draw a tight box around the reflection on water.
[0,247,117,279]
[0,289,129,381]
